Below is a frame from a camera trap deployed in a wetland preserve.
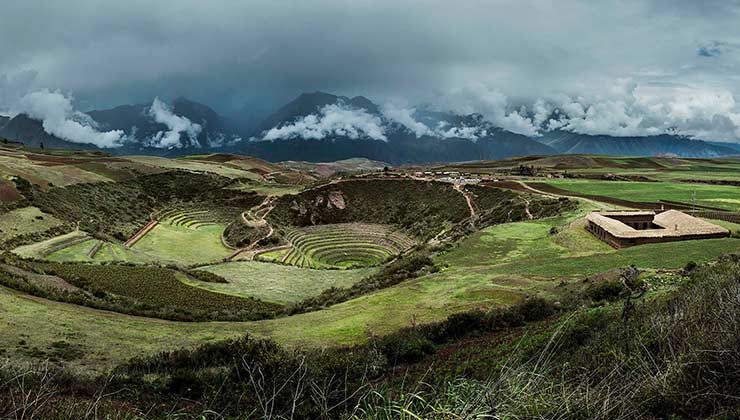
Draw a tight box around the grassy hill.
[0,147,738,418]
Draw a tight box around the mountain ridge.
[0,93,737,162]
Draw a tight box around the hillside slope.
[539,130,736,157]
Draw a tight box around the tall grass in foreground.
[355,254,740,420]
[1,255,740,419]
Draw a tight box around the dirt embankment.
[123,220,158,248]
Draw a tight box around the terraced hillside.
[26,171,263,240]
[128,210,232,265]
[272,223,415,268]
[268,178,473,239]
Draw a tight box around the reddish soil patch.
[0,180,23,202]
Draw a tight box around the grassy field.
[0,206,65,242]
[4,202,739,371]
[193,261,377,304]
[12,230,89,258]
[131,218,230,265]
[0,286,249,372]
[46,240,159,263]
[539,180,740,211]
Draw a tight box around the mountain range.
[0,92,737,163]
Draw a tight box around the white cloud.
[381,103,491,140]
[0,71,125,148]
[16,89,125,147]
[147,97,202,148]
[547,81,740,141]
[435,86,541,137]
[437,124,486,140]
[380,104,433,137]
[263,104,387,141]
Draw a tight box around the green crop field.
[130,215,231,265]
[46,239,159,263]
[192,261,377,304]
[0,286,250,372]
[12,230,90,258]
[539,179,740,211]
[31,262,280,316]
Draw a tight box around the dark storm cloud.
[2,0,740,142]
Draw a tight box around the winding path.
[454,184,476,218]
[225,196,278,261]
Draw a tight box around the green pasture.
[193,261,377,304]
[12,230,89,258]
[4,202,739,373]
[130,219,230,265]
[46,240,159,264]
[539,180,740,211]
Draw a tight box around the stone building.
[586,210,729,248]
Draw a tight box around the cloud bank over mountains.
[147,97,202,148]
[17,89,126,147]
[0,72,205,149]
[2,0,740,144]
[263,104,387,141]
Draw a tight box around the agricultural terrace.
[274,223,415,268]
[13,230,91,259]
[267,179,474,239]
[32,209,232,265]
[535,180,740,211]
[4,200,737,373]
[43,239,160,264]
[129,210,231,265]
[192,261,377,304]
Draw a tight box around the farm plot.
[30,262,281,318]
[130,211,230,265]
[13,230,91,258]
[277,223,416,269]
[538,180,740,211]
[45,240,159,264]
[193,261,377,304]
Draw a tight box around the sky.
[2,0,740,144]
